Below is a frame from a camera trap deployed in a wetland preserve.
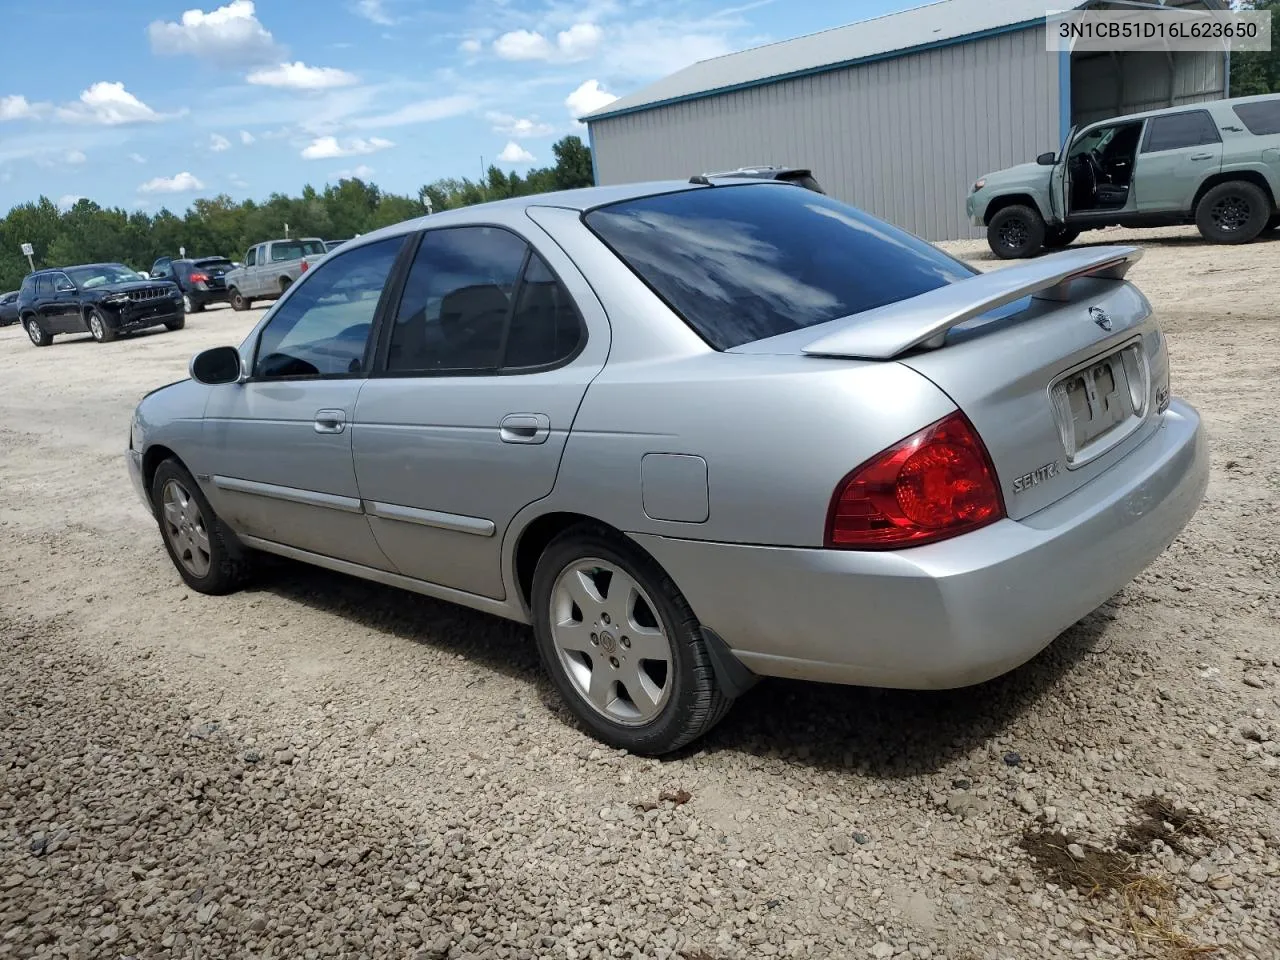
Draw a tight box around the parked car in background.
[224,237,327,311]
[324,239,350,252]
[127,180,1206,755]
[17,263,184,346]
[152,255,236,312]
[970,93,1280,258]
[0,290,19,326]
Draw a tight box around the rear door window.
[1231,99,1280,136]
[583,183,975,351]
[1141,111,1220,153]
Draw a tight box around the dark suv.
[17,263,185,347]
[150,256,235,312]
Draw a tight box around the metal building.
[581,0,1230,241]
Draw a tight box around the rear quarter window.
[583,183,975,351]
[1232,99,1280,136]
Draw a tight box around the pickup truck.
[225,237,327,311]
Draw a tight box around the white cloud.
[354,0,394,25]
[605,25,734,81]
[129,152,147,164]
[334,163,375,179]
[56,82,163,126]
[486,111,554,138]
[497,142,535,164]
[565,79,617,120]
[229,174,249,188]
[247,61,359,90]
[1,95,44,121]
[493,22,601,62]
[209,133,231,152]
[240,129,255,144]
[459,38,482,54]
[349,94,476,128]
[65,150,87,164]
[57,194,84,211]
[139,171,205,193]
[300,135,393,159]
[148,0,281,66]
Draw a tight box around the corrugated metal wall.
[1071,51,1226,127]
[587,27,1060,242]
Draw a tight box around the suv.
[969,93,1280,258]
[16,263,184,347]
[151,256,236,313]
[224,238,327,311]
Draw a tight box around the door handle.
[499,413,550,444]
[1190,153,1214,161]
[314,409,347,434]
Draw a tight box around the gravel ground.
[2,226,1279,960]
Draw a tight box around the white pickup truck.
[225,237,327,311]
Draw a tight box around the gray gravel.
[3,229,1280,959]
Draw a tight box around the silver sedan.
[127,179,1208,754]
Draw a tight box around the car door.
[351,223,608,599]
[1134,110,1223,214]
[201,235,408,567]
[47,273,83,333]
[1049,125,1076,222]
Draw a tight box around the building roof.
[582,0,1221,122]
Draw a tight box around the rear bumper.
[633,399,1207,689]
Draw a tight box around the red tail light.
[300,259,309,273]
[189,272,209,283]
[825,411,1005,550]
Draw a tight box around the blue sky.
[0,0,911,213]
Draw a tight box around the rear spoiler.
[802,245,1143,361]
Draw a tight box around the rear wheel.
[1043,226,1080,250]
[531,525,733,755]
[151,459,250,595]
[229,288,251,311]
[87,308,116,343]
[25,318,52,347]
[182,293,205,313]
[279,277,292,294]
[987,204,1046,259]
[1195,181,1271,245]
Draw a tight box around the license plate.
[1050,342,1148,463]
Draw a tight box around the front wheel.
[1043,226,1081,250]
[164,315,185,331]
[87,308,116,343]
[25,318,52,347]
[151,459,250,595]
[229,288,251,311]
[1195,181,1271,245]
[531,526,734,755]
[987,204,1047,259]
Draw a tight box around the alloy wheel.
[999,219,1028,251]
[1211,196,1250,233]
[549,559,674,726]
[88,313,104,341]
[26,321,41,345]
[161,478,212,578]
[183,294,193,313]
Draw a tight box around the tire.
[164,315,185,331]
[151,458,250,595]
[279,277,292,293]
[987,204,1047,259]
[182,293,204,314]
[1264,214,1280,234]
[1195,181,1271,245]
[87,307,116,343]
[25,318,52,347]
[530,525,734,755]
[1043,226,1081,250]
[229,288,251,311]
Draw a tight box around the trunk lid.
[732,247,1170,520]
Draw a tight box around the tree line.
[0,136,595,292]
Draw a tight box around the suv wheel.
[87,308,116,343]
[151,459,251,595]
[1195,181,1271,245]
[182,293,204,313]
[25,318,52,347]
[229,288,251,311]
[530,525,734,755]
[987,204,1047,259]
[1043,226,1080,250]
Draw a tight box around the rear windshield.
[271,240,326,261]
[1231,99,1280,136]
[194,257,234,268]
[584,184,974,350]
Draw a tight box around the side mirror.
[190,346,244,385]
[55,282,76,293]
[151,271,164,279]
[1036,152,1057,166]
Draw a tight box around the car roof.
[1085,92,1280,128]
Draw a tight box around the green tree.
[551,135,595,190]
[1230,0,1280,96]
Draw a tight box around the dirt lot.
[2,226,1278,960]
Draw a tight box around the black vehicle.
[151,256,235,312]
[0,291,19,326]
[17,263,185,347]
